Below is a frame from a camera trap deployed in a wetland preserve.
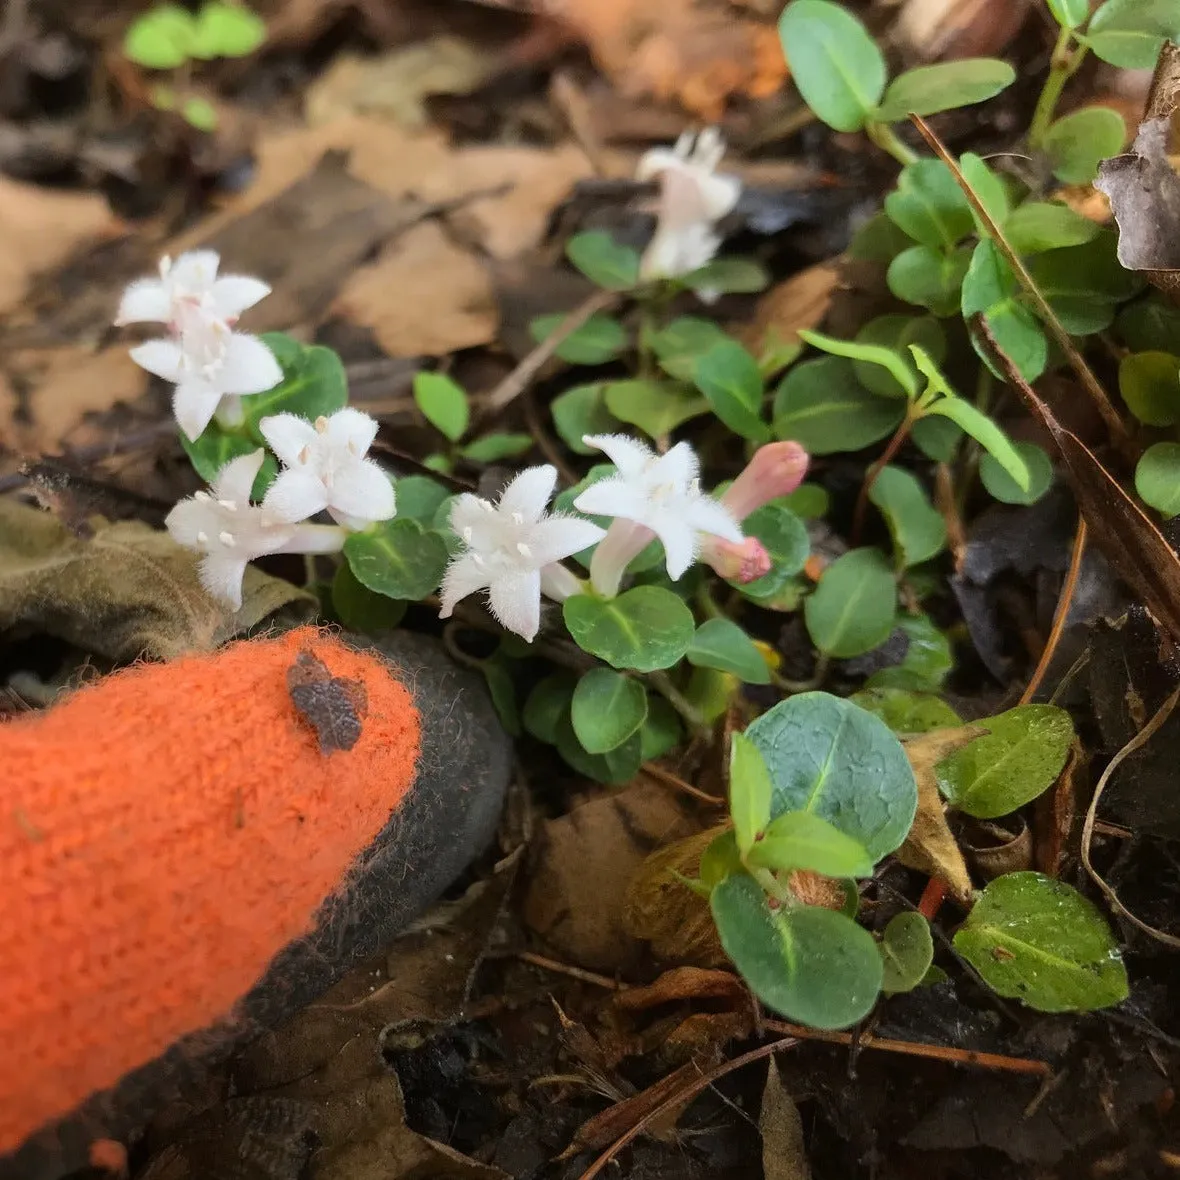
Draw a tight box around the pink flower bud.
[701,536,772,583]
[721,441,809,522]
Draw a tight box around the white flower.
[574,434,742,594]
[439,465,605,642]
[260,408,395,530]
[637,128,742,283]
[166,449,344,610]
[116,250,271,330]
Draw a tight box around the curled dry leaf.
[961,817,1034,880]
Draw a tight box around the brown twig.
[517,951,628,991]
[852,410,915,545]
[761,1019,1052,1076]
[481,288,620,416]
[640,759,725,804]
[574,1037,800,1180]
[1020,517,1087,704]
[523,387,579,485]
[909,114,1130,454]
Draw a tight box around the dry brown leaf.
[962,817,1033,880]
[332,220,498,357]
[760,1055,811,1180]
[740,262,841,362]
[0,175,116,318]
[895,725,986,903]
[892,0,1028,62]
[613,966,744,1011]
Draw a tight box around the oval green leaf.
[243,335,347,438]
[873,59,1015,122]
[868,465,947,569]
[530,313,628,365]
[879,911,935,995]
[732,501,812,601]
[191,0,266,58]
[884,158,975,250]
[773,358,905,453]
[1004,201,1101,255]
[731,732,775,855]
[805,548,898,659]
[887,245,972,317]
[604,379,710,439]
[343,519,448,601]
[647,316,732,381]
[980,440,1054,505]
[688,618,772,684]
[1135,441,1180,518]
[566,231,641,290]
[571,667,648,754]
[854,315,947,399]
[563,586,695,672]
[331,561,407,632]
[1084,0,1180,69]
[1042,106,1126,184]
[123,5,196,68]
[1118,350,1180,426]
[693,340,771,443]
[746,810,875,878]
[523,671,577,744]
[849,686,962,734]
[180,425,276,500]
[413,371,470,442]
[551,383,619,454]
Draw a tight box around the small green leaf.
[730,732,775,855]
[392,474,450,523]
[243,335,347,438]
[529,313,627,365]
[879,912,935,995]
[799,328,918,398]
[1136,442,1180,518]
[700,830,744,890]
[778,0,887,132]
[571,667,648,754]
[688,618,772,684]
[181,96,218,131]
[873,59,1015,122]
[924,390,1031,491]
[1119,351,1180,426]
[682,257,771,295]
[1027,231,1144,335]
[640,697,682,761]
[959,153,1011,231]
[747,692,918,859]
[849,211,915,263]
[459,432,534,462]
[849,687,962,734]
[647,317,732,381]
[563,586,695,672]
[1042,107,1126,184]
[566,231,641,290]
[180,425,276,500]
[886,156,976,249]
[551,383,620,454]
[1083,0,1180,69]
[746,810,875,878]
[413,372,470,442]
[481,652,521,738]
[868,466,947,569]
[693,340,770,442]
[961,240,1048,383]
[712,873,884,1028]
[781,483,830,519]
[123,5,196,68]
[887,245,972,317]
[936,703,1074,818]
[954,872,1129,1012]
[331,561,407,632]
[911,414,962,462]
[343,519,448,601]
[980,440,1054,505]
[1116,294,1180,353]
[865,613,953,692]
[1004,201,1101,254]
[555,711,643,784]
[853,315,947,399]
[604,379,710,439]
[773,358,905,453]
[733,502,811,600]
[523,671,576,744]
[805,548,898,659]
[1046,0,1090,28]
[191,0,266,58]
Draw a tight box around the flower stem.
[851,408,916,545]
[647,669,711,739]
[864,120,919,166]
[1028,28,1086,149]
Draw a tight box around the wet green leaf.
[865,613,953,691]
[564,585,695,671]
[879,911,935,994]
[850,686,962,734]
[805,548,898,659]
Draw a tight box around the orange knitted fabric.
[0,627,420,1154]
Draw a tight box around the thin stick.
[1081,682,1180,949]
[909,115,1129,452]
[761,1019,1051,1077]
[852,410,914,545]
[482,288,620,415]
[517,951,628,991]
[1019,518,1088,704]
[641,760,724,804]
[574,1037,799,1180]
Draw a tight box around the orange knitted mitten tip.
[0,627,421,1156]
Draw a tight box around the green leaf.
[961,240,1048,383]
[849,211,915,263]
[331,561,407,632]
[911,414,962,462]
[854,315,946,398]
[181,97,218,131]
[647,317,732,382]
[711,873,883,1028]
[123,5,196,68]
[604,379,710,439]
[1119,351,1180,426]
[481,652,521,738]
[1116,294,1180,353]
[700,830,743,890]
[555,711,643,784]
[551,383,620,454]
[1136,442,1180,518]
[413,372,470,442]
[746,810,875,878]
[1004,201,1101,255]
[879,912,935,995]
[640,697,682,761]
[804,548,898,659]
[799,327,918,398]
[925,392,1031,492]
[523,671,576,744]
[191,0,266,58]
[868,466,947,568]
[343,519,448,601]
[778,0,887,132]
[1047,0,1091,27]
[180,426,276,500]
[980,440,1054,504]
[849,686,962,734]
[865,613,953,691]
[563,586,695,672]
[693,340,770,442]
[781,483,830,519]
[730,732,775,855]
[959,153,1011,231]
[936,703,1074,818]
[746,691,918,859]
[773,358,905,453]
[571,667,648,754]
[392,474,450,524]
[954,872,1129,1012]
[459,432,534,463]
[682,257,771,295]
[888,245,972,318]
[733,502,811,600]
[688,618,772,684]
[1026,231,1144,335]
[873,59,1015,122]
[529,313,627,365]
[1042,107,1126,184]
[566,231,641,290]
[243,334,347,438]
[1083,0,1180,68]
